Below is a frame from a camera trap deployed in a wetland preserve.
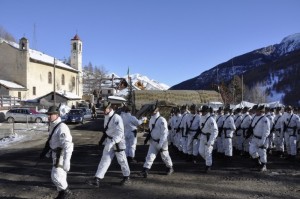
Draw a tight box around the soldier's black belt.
[254,135,262,139]
[151,137,160,143]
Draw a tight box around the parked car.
[77,107,92,120]
[65,109,91,124]
[5,108,48,123]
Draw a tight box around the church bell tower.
[70,34,82,72]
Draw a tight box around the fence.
[0,96,20,110]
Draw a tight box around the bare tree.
[0,26,16,42]
[82,63,108,97]
[245,82,268,104]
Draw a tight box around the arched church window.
[73,43,76,50]
[48,72,52,84]
[62,74,65,85]
[72,77,75,87]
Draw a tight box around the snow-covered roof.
[36,90,81,100]
[55,90,81,100]
[0,79,26,90]
[29,49,78,72]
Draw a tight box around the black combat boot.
[120,176,131,185]
[60,188,72,199]
[127,156,138,163]
[259,163,267,172]
[166,167,174,175]
[86,177,101,187]
[54,190,63,199]
[251,157,261,169]
[204,165,211,173]
[139,168,149,178]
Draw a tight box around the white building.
[0,34,83,104]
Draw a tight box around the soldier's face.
[48,114,59,122]
[104,108,111,115]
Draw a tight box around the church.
[0,34,83,106]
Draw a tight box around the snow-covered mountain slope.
[170,32,300,105]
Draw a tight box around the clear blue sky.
[1,0,299,87]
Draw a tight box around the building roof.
[37,90,81,101]
[0,79,27,90]
[29,49,78,72]
[71,34,81,41]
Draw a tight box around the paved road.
[0,118,300,199]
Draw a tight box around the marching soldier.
[180,105,190,158]
[176,105,189,156]
[265,107,275,154]
[240,107,252,156]
[121,105,144,163]
[197,105,218,172]
[185,104,201,162]
[86,101,131,187]
[282,105,300,161]
[214,107,224,157]
[140,103,174,178]
[273,107,284,157]
[171,107,182,151]
[222,106,236,163]
[233,108,243,155]
[249,105,270,171]
[39,106,73,199]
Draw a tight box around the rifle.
[144,129,151,145]
[99,113,115,148]
[144,116,161,145]
[193,116,211,140]
[283,114,293,132]
[132,130,137,137]
[245,116,264,139]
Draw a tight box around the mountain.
[170,33,300,106]
[83,72,170,97]
[114,73,170,97]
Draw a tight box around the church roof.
[71,34,81,41]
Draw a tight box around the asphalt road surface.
[0,118,300,199]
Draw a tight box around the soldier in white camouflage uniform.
[273,107,284,157]
[240,107,252,156]
[185,104,201,163]
[140,104,174,178]
[249,105,270,172]
[87,101,131,187]
[39,106,73,199]
[282,105,300,161]
[222,106,236,163]
[196,105,218,172]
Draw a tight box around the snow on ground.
[0,122,48,148]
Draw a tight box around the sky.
[1,0,300,87]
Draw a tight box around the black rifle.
[283,114,293,132]
[193,116,211,140]
[144,116,161,145]
[98,113,115,147]
[245,116,263,139]
[271,115,281,133]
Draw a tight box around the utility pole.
[241,74,244,102]
[53,58,56,106]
